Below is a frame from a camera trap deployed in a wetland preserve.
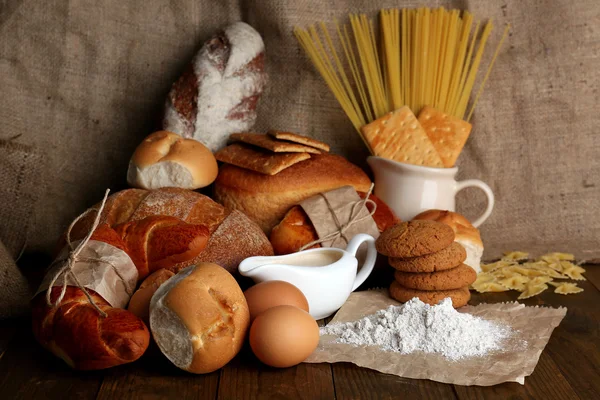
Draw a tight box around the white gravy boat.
[238,234,376,319]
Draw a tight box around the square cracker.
[268,130,330,152]
[229,133,320,154]
[418,106,472,168]
[360,106,444,167]
[215,143,310,175]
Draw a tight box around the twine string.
[299,183,377,251]
[45,189,132,317]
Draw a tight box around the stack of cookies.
[376,220,476,308]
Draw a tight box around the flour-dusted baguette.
[163,22,267,152]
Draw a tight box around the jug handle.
[345,234,377,291]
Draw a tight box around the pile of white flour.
[321,298,514,360]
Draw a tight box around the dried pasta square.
[472,281,509,293]
[550,282,584,295]
[518,283,548,299]
[481,260,516,273]
[497,275,529,291]
[562,265,586,281]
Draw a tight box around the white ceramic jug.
[367,156,495,227]
[238,234,376,319]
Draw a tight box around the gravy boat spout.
[238,255,294,280]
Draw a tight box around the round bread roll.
[412,210,483,273]
[213,154,372,233]
[128,269,175,324]
[127,131,218,190]
[150,263,250,374]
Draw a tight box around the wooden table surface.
[0,265,598,400]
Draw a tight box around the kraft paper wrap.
[36,240,138,309]
[299,186,379,249]
[305,289,567,386]
[1,1,599,262]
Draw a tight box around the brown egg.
[244,280,309,321]
[249,305,319,368]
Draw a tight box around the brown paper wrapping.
[36,240,138,309]
[299,186,379,249]
[305,289,567,386]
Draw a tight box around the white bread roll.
[127,131,218,190]
[412,210,483,273]
[150,262,250,374]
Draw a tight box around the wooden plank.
[454,292,581,400]
[217,318,335,400]
[217,347,335,400]
[455,281,599,399]
[0,328,104,400]
[582,264,600,291]
[332,362,458,400]
[96,344,219,400]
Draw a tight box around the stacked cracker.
[376,220,477,308]
[215,130,330,175]
[361,106,471,168]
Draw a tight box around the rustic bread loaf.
[150,263,250,374]
[163,22,267,152]
[68,187,273,274]
[213,154,372,234]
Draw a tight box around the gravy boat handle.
[345,234,377,291]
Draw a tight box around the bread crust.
[214,154,372,233]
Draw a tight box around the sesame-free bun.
[149,263,250,374]
[412,210,483,272]
[213,153,372,233]
[127,131,218,190]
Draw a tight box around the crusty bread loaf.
[270,192,400,255]
[412,209,483,272]
[150,263,250,374]
[127,131,218,190]
[68,187,273,274]
[163,22,267,152]
[213,154,372,233]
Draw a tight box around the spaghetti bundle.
[294,8,509,134]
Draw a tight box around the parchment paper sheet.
[305,290,567,386]
[36,240,138,309]
[300,186,379,249]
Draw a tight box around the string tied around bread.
[299,183,377,251]
[45,189,133,318]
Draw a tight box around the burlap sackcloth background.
[0,0,598,264]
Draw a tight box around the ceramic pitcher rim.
[367,156,458,175]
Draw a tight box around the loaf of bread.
[163,22,267,152]
[412,210,483,272]
[270,192,400,255]
[34,188,272,370]
[150,263,250,374]
[213,154,372,234]
[67,187,273,274]
[127,131,218,190]
[32,225,150,370]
